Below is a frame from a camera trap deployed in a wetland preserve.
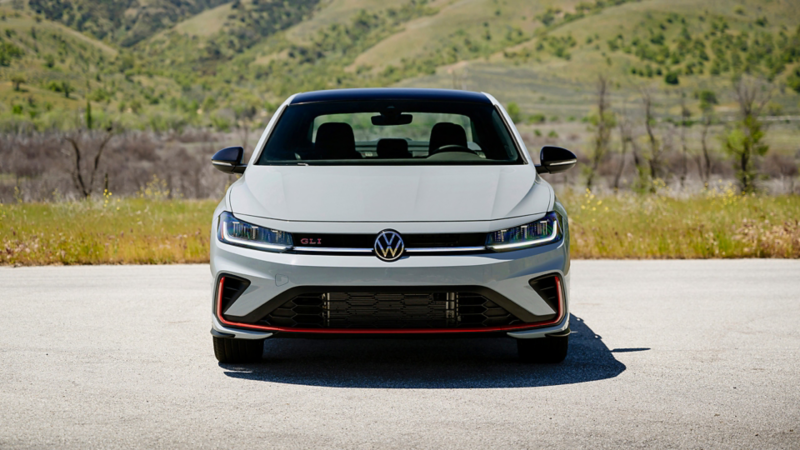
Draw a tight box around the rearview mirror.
[371,113,413,126]
[212,146,246,174]
[537,146,577,174]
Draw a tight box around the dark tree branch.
[65,136,89,198]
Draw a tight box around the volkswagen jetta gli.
[209,88,577,364]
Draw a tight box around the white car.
[209,88,577,364]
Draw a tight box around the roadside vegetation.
[562,188,800,259]
[2,191,798,266]
[1,196,213,265]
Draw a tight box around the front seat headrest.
[428,122,468,155]
[377,139,411,159]
[315,122,360,159]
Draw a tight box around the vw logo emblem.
[374,230,405,262]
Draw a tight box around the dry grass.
[563,188,800,259]
[1,191,799,266]
[1,196,215,265]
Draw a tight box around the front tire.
[517,335,568,363]
[213,337,264,363]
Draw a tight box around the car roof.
[290,88,492,105]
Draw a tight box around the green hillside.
[28,0,231,46]
[1,0,800,132]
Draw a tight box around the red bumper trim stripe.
[216,275,564,334]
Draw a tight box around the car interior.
[311,121,483,160]
[257,102,521,164]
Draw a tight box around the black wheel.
[213,337,264,363]
[517,335,568,363]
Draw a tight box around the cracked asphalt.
[1,260,799,448]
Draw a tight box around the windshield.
[256,100,523,165]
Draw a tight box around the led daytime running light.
[218,211,293,252]
[486,212,560,251]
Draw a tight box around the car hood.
[229,165,551,222]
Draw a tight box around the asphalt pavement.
[1,261,799,449]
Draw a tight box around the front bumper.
[210,232,570,339]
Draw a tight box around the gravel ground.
[1,260,799,449]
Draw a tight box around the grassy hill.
[1,0,799,134]
[27,0,231,46]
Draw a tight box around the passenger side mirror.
[212,146,246,174]
[536,146,577,174]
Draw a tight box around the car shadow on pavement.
[222,314,626,388]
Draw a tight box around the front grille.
[259,291,522,329]
[292,233,485,250]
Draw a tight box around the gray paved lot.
[1,261,799,449]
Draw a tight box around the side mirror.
[212,146,246,174]
[537,146,577,174]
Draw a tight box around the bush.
[696,89,718,111]
[527,113,546,124]
[0,41,24,66]
[787,68,800,94]
[46,81,63,92]
[87,88,112,102]
[506,102,522,123]
[664,71,680,85]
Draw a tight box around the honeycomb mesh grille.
[260,291,521,329]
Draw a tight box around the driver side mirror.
[212,146,246,174]
[536,146,577,174]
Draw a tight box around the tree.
[233,101,259,150]
[723,76,772,193]
[612,104,632,191]
[10,74,24,91]
[63,105,115,198]
[61,81,72,98]
[697,90,717,185]
[639,87,662,192]
[85,101,93,130]
[585,75,615,189]
[678,92,691,189]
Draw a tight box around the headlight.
[217,211,293,252]
[486,211,561,251]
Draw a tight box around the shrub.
[696,90,718,111]
[528,113,546,124]
[506,102,522,123]
[87,88,112,102]
[46,81,63,92]
[664,71,680,85]
[0,42,23,66]
[787,68,800,94]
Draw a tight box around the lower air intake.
[528,274,561,313]
[260,291,521,329]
